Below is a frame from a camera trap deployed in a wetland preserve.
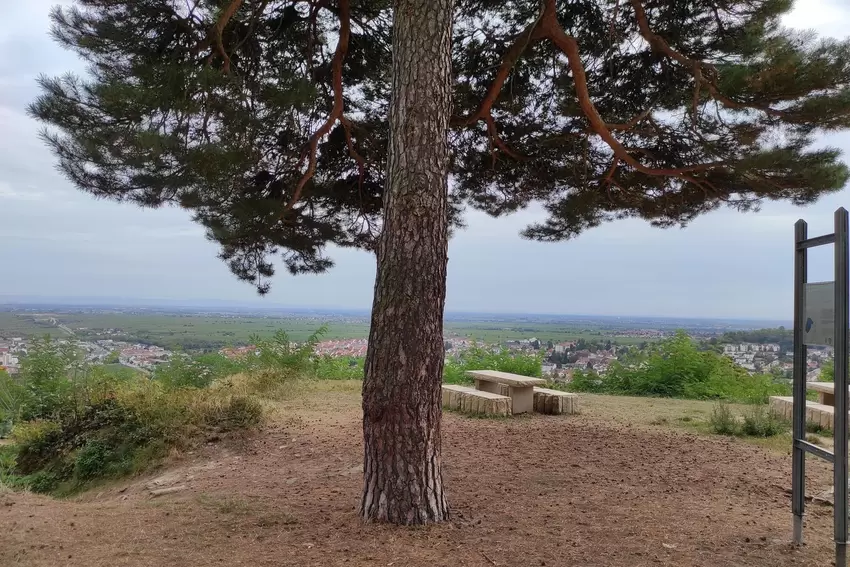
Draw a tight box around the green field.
[444,321,653,345]
[0,311,369,350]
[0,312,71,338]
[0,310,660,351]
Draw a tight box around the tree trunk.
[360,0,454,525]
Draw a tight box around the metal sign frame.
[792,208,849,565]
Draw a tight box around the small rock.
[150,485,188,498]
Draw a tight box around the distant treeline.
[708,328,793,352]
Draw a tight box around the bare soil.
[0,386,839,567]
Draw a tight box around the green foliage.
[246,327,326,373]
[0,328,354,495]
[709,403,739,435]
[0,369,24,437]
[29,0,850,293]
[73,440,113,481]
[154,353,218,389]
[708,402,787,437]
[568,331,789,402]
[17,337,78,421]
[741,405,786,437]
[313,356,364,380]
[717,328,793,352]
[807,420,832,435]
[443,345,542,385]
[820,358,835,382]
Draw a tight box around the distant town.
[1,332,833,385]
[1,304,826,383]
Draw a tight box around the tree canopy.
[30,0,850,292]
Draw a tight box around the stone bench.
[533,387,579,415]
[466,370,545,414]
[770,396,835,431]
[442,384,511,416]
[808,381,839,406]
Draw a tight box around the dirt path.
[0,390,839,567]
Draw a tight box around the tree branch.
[340,116,367,187]
[212,0,245,74]
[455,5,546,127]
[282,0,352,217]
[541,7,723,177]
[525,0,725,198]
[628,0,786,118]
[451,3,547,160]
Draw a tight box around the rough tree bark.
[360,0,454,525]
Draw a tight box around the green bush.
[74,440,112,480]
[0,328,347,495]
[313,356,363,380]
[0,369,24,437]
[807,420,832,435]
[568,331,790,403]
[219,396,264,430]
[27,470,61,494]
[741,405,786,437]
[443,345,541,384]
[709,402,739,435]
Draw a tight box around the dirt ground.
[0,385,841,567]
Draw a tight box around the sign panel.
[805,281,835,346]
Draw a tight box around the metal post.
[835,208,849,567]
[792,219,808,545]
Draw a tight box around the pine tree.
[29,0,850,524]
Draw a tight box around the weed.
[806,421,832,435]
[26,470,61,494]
[568,331,790,403]
[806,434,824,446]
[710,402,739,435]
[649,417,669,426]
[443,345,542,385]
[741,405,786,437]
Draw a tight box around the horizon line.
[0,295,791,324]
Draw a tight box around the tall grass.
[443,345,542,384]
[0,328,340,495]
[568,331,789,403]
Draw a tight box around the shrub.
[568,369,606,393]
[11,420,60,447]
[807,420,832,435]
[0,369,24,437]
[567,331,790,403]
[216,396,264,431]
[74,440,112,480]
[0,329,340,495]
[710,402,739,435]
[741,405,786,437]
[245,328,326,374]
[27,470,61,494]
[313,356,363,380]
[443,345,541,384]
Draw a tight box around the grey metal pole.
[792,219,808,545]
[835,207,849,567]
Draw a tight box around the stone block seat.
[533,387,579,415]
[770,396,835,431]
[808,381,837,406]
[466,370,545,414]
[442,384,511,416]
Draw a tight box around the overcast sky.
[1,1,850,320]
